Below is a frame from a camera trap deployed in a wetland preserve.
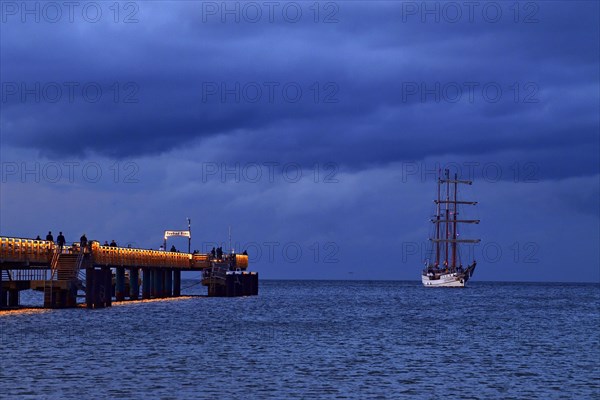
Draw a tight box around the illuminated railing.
[192,253,210,269]
[0,237,54,264]
[192,253,249,269]
[235,254,249,269]
[90,242,192,268]
[1,237,249,270]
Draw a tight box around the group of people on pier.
[32,232,250,259]
[211,246,224,259]
[37,231,73,252]
[37,231,119,253]
[208,247,248,260]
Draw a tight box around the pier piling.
[155,269,163,298]
[115,267,125,301]
[8,289,19,307]
[142,268,151,299]
[130,267,139,300]
[85,268,112,309]
[173,270,181,297]
[165,269,173,297]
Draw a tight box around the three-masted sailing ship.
[422,169,480,287]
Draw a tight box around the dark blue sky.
[1,1,598,281]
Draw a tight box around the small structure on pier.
[0,236,258,310]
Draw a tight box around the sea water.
[1,280,598,399]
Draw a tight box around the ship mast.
[430,169,481,265]
[445,169,450,268]
[435,170,441,266]
[452,172,458,268]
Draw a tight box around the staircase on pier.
[42,251,87,308]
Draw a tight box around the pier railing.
[0,237,54,264]
[2,269,50,281]
[91,243,192,268]
[1,237,248,271]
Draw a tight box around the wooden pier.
[0,236,257,310]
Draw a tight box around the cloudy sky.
[1,1,598,281]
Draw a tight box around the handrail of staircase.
[74,250,85,286]
[49,248,60,281]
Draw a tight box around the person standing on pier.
[80,234,88,253]
[110,240,117,247]
[46,231,53,242]
[57,232,65,252]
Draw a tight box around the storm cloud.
[1,1,598,281]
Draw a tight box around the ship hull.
[422,273,466,287]
[421,263,476,288]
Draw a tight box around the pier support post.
[115,267,125,301]
[0,270,4,308]
[129,267,139,300]
[142,268,151,299]
[86,267,94,308]
[0,290,6,308]
[155,268,164,298]
[84,268,111,309]
[8,289,19,307]
[94,267,111,308]
[104,267,112,307]
[165,269,173,297]
[173,270,181,297]
[149,269,155,298]
[66,284,77,308]
[56,289,67,308]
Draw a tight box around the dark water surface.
[1,281,599,399]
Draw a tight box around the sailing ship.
[422,169,480,287]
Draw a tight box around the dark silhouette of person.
[170,245,177,252]
[57,232,65,251]
[103,241,109,246]
[216,246,223,259]
[211,247,216,258]
[80,234,88,252]
[242,250,248,255]
[35,235,41,240]
[46,231,53,242]
[110,240,117,247]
